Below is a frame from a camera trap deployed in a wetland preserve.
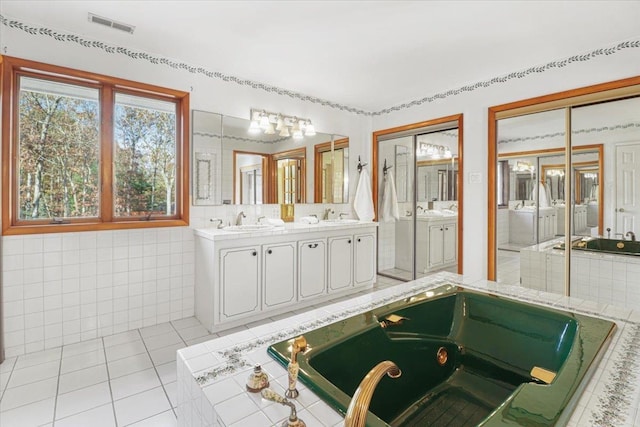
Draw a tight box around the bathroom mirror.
[488,78,640,284]
[192,110,223,205]
[191,110,348,205]
[416,159,459,202]
[314,138,349,203]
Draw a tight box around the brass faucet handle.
[261,388,287,404]
[293,335,307,352]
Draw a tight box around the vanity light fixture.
[419,142,453,159]
[249,109,316,139]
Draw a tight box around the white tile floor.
[0,276,403,427]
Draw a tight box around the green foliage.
[18,86,177,220]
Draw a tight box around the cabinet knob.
[357,238,361,242]
[252,251,257,256]
[347,239,352,244]
[308,243,318,249]
[267,249,273,254]
[445,227,449,231]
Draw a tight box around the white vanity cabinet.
[328,235,353,291]
[427,220,457,270]
[354,233,376,286]
[262,242,297,310]
[328,231,376,291]
[194,223,378,333]
[298,239,326,300]
[219,246,260,322]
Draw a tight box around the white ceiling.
[1,1,639,113]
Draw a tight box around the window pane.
[18,76,100,220]
[114,93,177,217]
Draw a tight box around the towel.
[531,181,550,207]
[266,218,285,226]
[380,172,399,222]
[300,216,319,224]
[353,168,375,221]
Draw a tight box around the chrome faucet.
[416,205,424,214]
[339,212,349,219]
[344,361,401,427]
[626,231,636,241]
[209,218,224,229]
[323,208,334,220]
[448,203,457,210]
[257,215,266,224]
[236,211,246,225]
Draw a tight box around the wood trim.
[492,76,640,119]
[1,55,190,235]
[372,113,464,275]
[101,85,114,223]
[232,150,269,205]
[487,77,639,281]
[313,138,348,203]
[488,108,497,280]
[271,147,306,204]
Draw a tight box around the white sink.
[223,224,275,232]
[320,219,360,224]
[419,210,444,217]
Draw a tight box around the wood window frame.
[1,55,190,235]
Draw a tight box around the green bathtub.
[267,285,615,426]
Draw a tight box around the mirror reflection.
[376,122,461,283]
[191,110,348,205]
[493,94,640,290]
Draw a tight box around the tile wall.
[520,244,640,310]
[2,203,353,358]
[2,228,195,358]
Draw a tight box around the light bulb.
[248,120,261,134]
[279,126,290,137]
[259,113,270,129]
[304,121,316,136]
[275,115,284,131]
[264,123,275,135]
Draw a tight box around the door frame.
[372,114,464,276]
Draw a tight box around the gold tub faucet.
[285,335,307,398]
[344,360,402,427]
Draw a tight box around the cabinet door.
[328,235,353,292]
[428,225,444,268]
[263,242,297,309]
[299,240,327,300]
[443,222,457,264]
[220,247,260,321]
[354,233,375,286]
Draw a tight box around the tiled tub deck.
[177,272,640,427]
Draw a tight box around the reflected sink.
[419,210,444,217]
[320,219,360,224]
[223,224,275,232]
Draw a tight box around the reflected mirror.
[191,110,348,205]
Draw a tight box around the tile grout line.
[0,358,17,402]
[137,326,180,420]
[50,348,63,426]
[101,336,120,427]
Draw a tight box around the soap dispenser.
[246,364,269,392]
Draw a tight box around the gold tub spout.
[344,361,401,427]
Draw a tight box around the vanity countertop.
[193,220,378,241]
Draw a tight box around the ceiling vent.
[88,13,135,34]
